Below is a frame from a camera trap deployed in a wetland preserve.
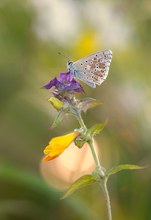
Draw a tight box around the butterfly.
[67,50,112,88]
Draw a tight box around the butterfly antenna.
[58,52,70,61]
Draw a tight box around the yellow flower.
[43,132,80,161]
[73,30,99,58]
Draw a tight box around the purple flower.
[43,72,84,101]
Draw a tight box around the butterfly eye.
[68,61,73,65]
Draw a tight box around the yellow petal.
[43,154,57,161]
[48,97,64,110]
[43,132,80,161]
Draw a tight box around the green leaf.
[51,103,70,129]
[51,110,65,129]
[106,164,145,177]
[86,120,108,137]
[61,175,97,199]
[77,98,101,113]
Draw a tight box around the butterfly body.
[67,50,112,88]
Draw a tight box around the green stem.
[101,180,112,220]
[75,110,112,220]
[76,112,100,168]
[76,112,105,176]
[76,112,87,131]
[87,139,101,168]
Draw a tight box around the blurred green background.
[0,0,151,219]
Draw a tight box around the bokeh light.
[40,141,98,190]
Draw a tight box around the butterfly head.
[67,60,73,70]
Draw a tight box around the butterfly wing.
[72,50,112,87]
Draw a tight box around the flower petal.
[43,77,59,89]
[43,132,80,161]
[43,72,84,102]
[58,72,73,83]
[63,82,84,92]
[43,154,57,161]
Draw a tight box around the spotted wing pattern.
[72,50,112,87]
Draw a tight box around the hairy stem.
[76,112,105,175]
[76,112,87,131]
[76,111,112,220]
[76,112,100,167]
[87,139,101,168]
[101,180,112,220]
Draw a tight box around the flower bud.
[48,97,64,110]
